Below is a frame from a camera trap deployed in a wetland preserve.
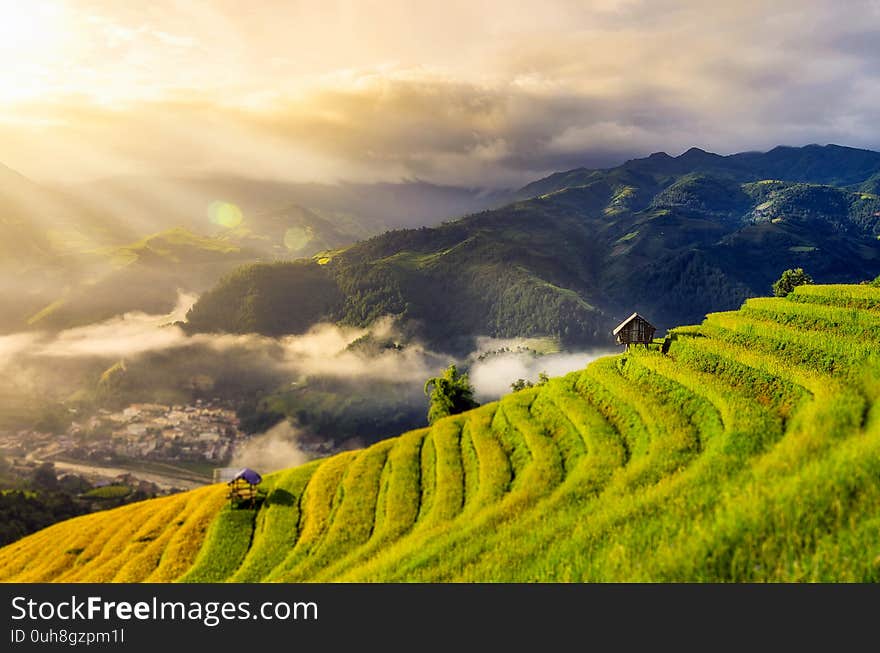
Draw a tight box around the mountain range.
[185,144,880,352]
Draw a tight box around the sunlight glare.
[284,226,312,251]
[0,0,68,102]
[208,201,244,228]
[0,1,65,53]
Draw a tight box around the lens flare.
[283,226,312,251]
[208,201,243,228]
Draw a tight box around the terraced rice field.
[2,283,879,582]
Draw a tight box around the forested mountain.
[186,144,880,351]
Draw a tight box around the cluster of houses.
[0,399,248,467]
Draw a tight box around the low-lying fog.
[0,292,614,470]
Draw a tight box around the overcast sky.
[1,0,879,187]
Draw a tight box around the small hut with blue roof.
[227,467,263,508]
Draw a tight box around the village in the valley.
[0,399,249,490]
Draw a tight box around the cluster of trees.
[0,491,86,546]
[511,373,550,392]
[0,461,160,547]
[423,365,555,425]
[424,365,479,424]
[773,268,814,296]
[0,462,88,546]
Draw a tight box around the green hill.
[3,282,879,582]
[184,145,880,352]
[26,227,256,330]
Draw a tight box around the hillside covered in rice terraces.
[2,283,880,582]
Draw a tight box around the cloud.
[0,333,40,369]
[0,294,613,433]
[0,295,620,457]
[276,318,447,383]
[0,294,447,387]
[467,343,614,400]
[27,292,197,359]
[229,420,310,473]
[2,1,880,187]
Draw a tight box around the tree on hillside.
[511,378,533,392]
[511,372,550,393]
[424,364,479,424]
[772,268,813,297]
[870,274,880,288]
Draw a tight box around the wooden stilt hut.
[612,313,656,349]
[227,467,263,509]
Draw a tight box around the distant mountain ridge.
[516,144,880,200]
[186,144,880,351]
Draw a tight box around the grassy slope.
[3,283,880,582]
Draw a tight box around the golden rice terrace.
[2,283,880,582]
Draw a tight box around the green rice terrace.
[2,283,880,582]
